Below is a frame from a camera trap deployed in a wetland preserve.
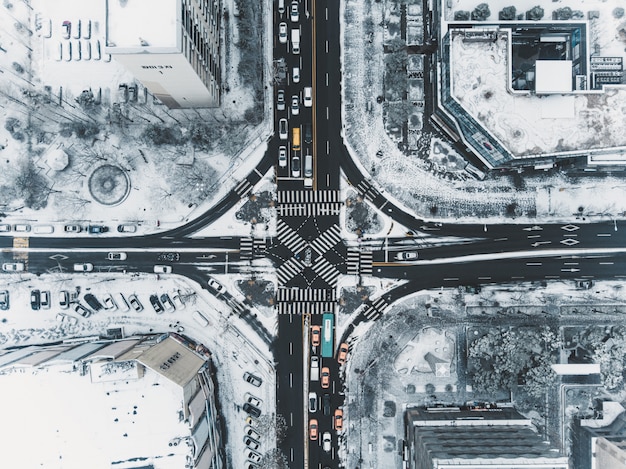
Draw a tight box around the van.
[278,0,285,15]
[304,154,313,178]
[193,310,209,327]
[292,127,300,151]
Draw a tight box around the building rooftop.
[106,0,179,51]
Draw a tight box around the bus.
[321,312,334,358]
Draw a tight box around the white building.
[105,0,221,108]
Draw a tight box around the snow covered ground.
[342,0,626,224]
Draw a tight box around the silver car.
[278,22,287,43]
[279,118,288,140]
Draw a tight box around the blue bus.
[321,312,334,358]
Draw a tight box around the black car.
[88,225,108,234]
[0,290,9,310]
[84,293,103,311]
[157,252,180,262]
[150,294,164,314]
[323,393,331,415]
[304,123,312,144]
[243,403,262,418]
[30,289,41,310]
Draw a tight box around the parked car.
[59,290,70,309]
[337,342,349,365]
[0,290,9,310]
[322,432,331,452]
[84,293,103,311]
[334,409,343,431]
[245,449,262,463]
[0,224,10,232]
[279,118,288,139]
[117,293,130,312]
[171,290,185,309]
[13,224,30,232]
[208,278,225,293]
[160,293,175,312]
[291,95,299,116]
[107,252,127,261]
[74,303,91,317]
[128,294,143,312]
[117,224,137,233]
[157,252,180,262]
[30,289,40,310]
[245,392,262,407]
[62,20,71,39]
[277,89,285,111]
[244,426,261,441]
[88,225,107,234]
[56,312,77,326]
[243,402,262,418]
[40,291,50,309]
[396,251,418,261]
[321,367,330,389]
[150,294,164,314]
[309,419,318,440]
[278,22,287,43]
[103,294,117,310]
[244,372,263,387]
[311,325,321,347]
[2,262,24,272]
[243,436,260,451]
[154,265,172,274]
[278,146,287,167]
[308,392,317,413]
[74,263,93,272]
[64,225,82,233]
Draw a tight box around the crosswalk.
[356,180,380,203]
[310,224,342,255]
[311,256,341,287]
[346,248,373,276]
[277,190,343,218]
[276,301,337,315]
[234,179,253,198]
[276,288,337,303]
[277,219,308,255]
[239,237,267,260]
[277,257,306,284]
[363,296,390,321]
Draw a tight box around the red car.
[309,419,318,440]
[311,326,321,347]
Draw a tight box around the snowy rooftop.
[0,358,191,469]
[106,0,179,51]
[449,30,626,158]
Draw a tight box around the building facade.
[405,405,569,469]
[106,0,221,108]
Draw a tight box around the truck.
[291,28,300,54]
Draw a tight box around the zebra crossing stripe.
[277,190,341,204]
[278,203,342,217]
[277,257,305,284]
[277,220,308,254]
[276,288,336,302]
[310,224,342,255]
[312,257,341,286]
[235,179,253,197]
[360,251,373,274]
[276,301,337,315]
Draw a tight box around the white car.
[277,89,285,111]
[322,432,331,452]
[154,265,172,273]
[278,146,287,167]
[303,87,312,107]
[208,278,225,293]
[73,263,93,272]
[107,252,127,261]
[2,262,24,272]
[278,22,287,43]
[291,95,299,116]
[309,392,317,413]
[279,118,288,140]
[290,1,299,22]
[396,252,418,261]
[292,66,300,83]
[245,392,263,407]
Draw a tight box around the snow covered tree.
[499,6,516,20]
[525,6,544,20]
[471,3,491,21]
[468,327,559,396]
[258,448,289,469]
